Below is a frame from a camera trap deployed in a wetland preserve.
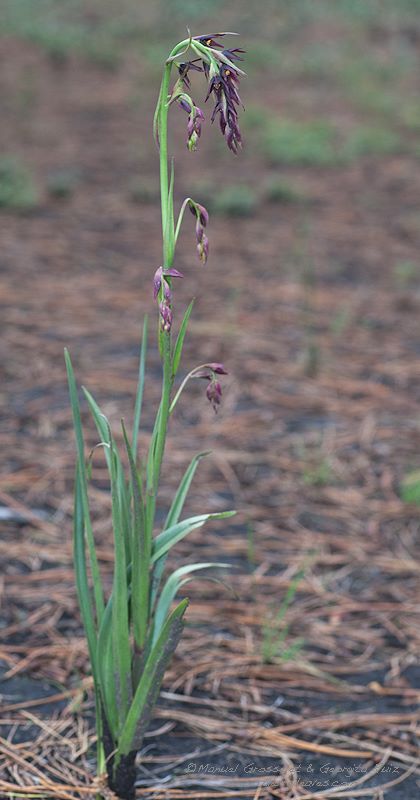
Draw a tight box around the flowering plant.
[65,32,244,800]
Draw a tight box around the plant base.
[103,714,137,800]
[106,750,137,800]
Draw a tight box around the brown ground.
[0,20,419,800]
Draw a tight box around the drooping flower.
[153,266,183,301]
[178,60,203,88]
[192,362,228,412]
[176,94,205,151]
[159,302,173,333]
[205,62,244,154]
[188,200,209,264]
[179,34,245,154]
[206,379,223,412]
[153,267,183,332]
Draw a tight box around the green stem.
[159,62,172,266]
[145,59,175,538]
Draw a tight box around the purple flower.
[192,362,228,411]
[159,302,173,333]
[178,60,203,88]
[206,379,223,412]
[153,266,183,300]
[187,106,205,151]
[206,63,244,154]
[188,200,209,264]
[194,362,228,379]
[153,267,183,333]
[193,33,228,49]
[177,95,205,151]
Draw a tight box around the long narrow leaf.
[132,315,148,456]
[165,451,210,530]
[108,427,132,729]
[151,451,210,607]
[83,388,133,566]
[172,299,194,379]
[117,598,188,757]
[65,349,104,624]
[152,511,235,563]
[153,563,227,644]
[96,594,119,739]
[122,421,149,651]
[73,466,98,679]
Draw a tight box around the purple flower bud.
[188,200,210,264]
[178,60,204,88]
[159,302,173,332]
[208,363,228,375]
[186,106,205,151]
[179,97,192,113]
[153,266,163,300]
[153,266,183,300]
[196,202,209,227]
[197,233,209,264]
[206,379,223,412]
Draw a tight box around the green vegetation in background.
[393,261,418,288]
[261,117,403,166]
[303,458,333,487]
[400,470,420,505]
[264,177,305,204]
[46,167,82,199]
[261,568,305,664]
[263,120,337,166]
[0,157,38,211]
[342,127,402,159]
[212,185,258,217]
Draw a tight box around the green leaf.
[96,593,119,739]
[151,451,210,606]
[82,387,111,468]
[152,511,236,563]
[117,598,188,757]
[65,349,104,624]
[132,316,148,456]
[121,421,149,651]
[108,424,132,729]
[172,299,194,378]
[153,563,228,644]
[73,466,98,681]
[165,451,210,530]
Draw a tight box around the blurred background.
[1,1,420,794]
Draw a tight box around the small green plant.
[66,32,245,800]
[264,177,303,204]
[46,168,81,199]
[393,260,418,287]
[342,126,401,159]
[261,569,305,664]
[400,470,420,505]
[330,306,352,336]
[0,157,38,211]
[262,119,337,166]
[303,457,332,487]
[212,184,258,217]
